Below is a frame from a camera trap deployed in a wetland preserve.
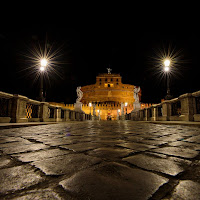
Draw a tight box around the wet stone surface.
[0,121,200,199]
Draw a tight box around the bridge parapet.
[0,91,91,123]
[128,90,200,122]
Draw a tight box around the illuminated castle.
[50,70,152,120]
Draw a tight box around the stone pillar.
[179,93,195,121]
[161,101,170,121]
[74,102,83,112]
[121,102,125,120]
[11,94,29,123]
[65,109,70,121]
[71,111,76,121]
[144,108,148,121]
[92,104,97,120]
[139,110,144,121]
[133,102,141,111]
[39,102,49,122]
[55,107,62,122]
[153,106,157,121]
[82,113,86,121]
[117,110,120,120]
[76,112,80,121]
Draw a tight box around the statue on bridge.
[133,86,141,111]
[134,86,140,103]
[76,86,83,103]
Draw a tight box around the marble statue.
[134,86,140,103]
[107,68,112,74]
[76,86,83,103]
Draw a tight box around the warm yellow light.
[164,59,170,67]
[164,66,170,72]
[89,103,92,107]
[40,66,45,71]
[125,102,128,107]
[40,58,48,67]
[97,110,99,113]
[118,109,120,112]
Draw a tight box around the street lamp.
[39,58,48,102]
[164,58,172,100]
[125,102,128,114]
[117,109,120,120]
[89,102,92,115]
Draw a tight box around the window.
[108,84,110,87]
[105,78,107,82]
[99,78,101,82]
[116,79,118,82]
[111,78,113,81]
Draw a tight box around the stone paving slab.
[87,147,134,160]
[123,153,190,176]
[0,165,44,194]
[185,135,200,143]
[12,149,71,162]
[117,142,156,151]
[151,146,199,159]
[0,156,12,168]
[60,142,102,152]
[1,143,49,154]
[0,141,33,148]
[31,154,101,175]
[165,180,200,200]
[139,139,168,146]
[60,162,168,200]
[169,141,200,150]
[7,189,66,200]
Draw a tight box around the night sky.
[0,26,199,104]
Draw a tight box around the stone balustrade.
[0,91,91,123]
[127,90,200,122]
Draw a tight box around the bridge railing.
[128,90,200,122]
[0,91,91,123]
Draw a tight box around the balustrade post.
[11,94,28,123]
[161,101,171,121]
[39,102,49,122]
[179,93,195,121]
[55,107,62,122]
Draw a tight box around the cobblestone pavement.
[0,121,200,200]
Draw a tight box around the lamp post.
[164,59,172,100]
[39,58,47,102]
[117,109,120,120]
[125,102,128,114]
[89,102,92,115]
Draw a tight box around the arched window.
[108,84,110,87]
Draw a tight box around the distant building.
[50,71,153,120]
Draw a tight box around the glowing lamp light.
[118,109,120,113]
[40,58,48,67]
[97,110,99,113]
[164,66,170,72]
[89,103,92,107]
[164,59,170,67]
[40,66,45,71]
[125,102,128,107]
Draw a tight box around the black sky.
[0,26,199,104]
